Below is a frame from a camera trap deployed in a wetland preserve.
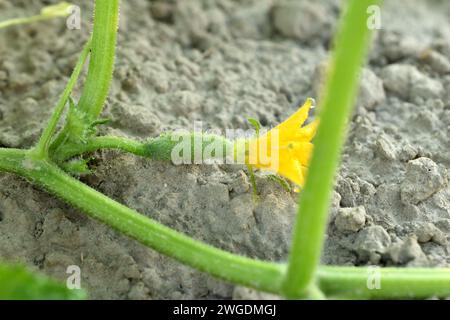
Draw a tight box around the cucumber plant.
[1,0,449,299]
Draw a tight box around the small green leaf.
[0,264,86,300]
[247,117,262,136]
[87,118,110,137]
[61,158,92,175]
[90,118,111,127]
[64,98,92,143]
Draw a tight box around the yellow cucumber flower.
[241,98,318,186]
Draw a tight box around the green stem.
[54,133,235,164]
[0,148,29,174]
[0,2,71,30]
[282,0,382,298]
[246,165,259,201]
[33,39,92,159]
[76,0,119,120]
[0,16,55,29]
[49,0,119,157]
[317,266,450,299]
[0,148,285,294]
[55,136,148,161]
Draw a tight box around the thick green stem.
[0,149,285,294]
[33,39,92,158]
[0,148,30,174]
[282,0,382,298]
[49,0,119,156]
[77,0,119,120]
[317,266,450,299]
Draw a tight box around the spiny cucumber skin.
[144,132,234,163]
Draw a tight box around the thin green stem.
[0,16,54,29]
[246,165,259,201]
[33,39,92,159]
[0,148,285,294]
[0,2,71,30]
[77,0,119,120]
[55,136,148,161]
[282,0,382,298]
[317,266,450,299]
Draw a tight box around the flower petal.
[279,159,304,186]
[244,98,317,186]
[294,119,319,142]
[290,141,314,166]
[275,98,314,138]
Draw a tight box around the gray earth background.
[0,0,449,299]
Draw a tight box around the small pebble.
[397,143,418,162]
[388,236,426,265]
[400,157,448,205]
[376,134,397,160]
[419,49,450,75]
[381,64,444,101]
[415,222,447,245]
[357,69,386,111]
[355,225,391,262]
[335,206,366,233]
[229,171,251,195]
[271,1,331,42]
